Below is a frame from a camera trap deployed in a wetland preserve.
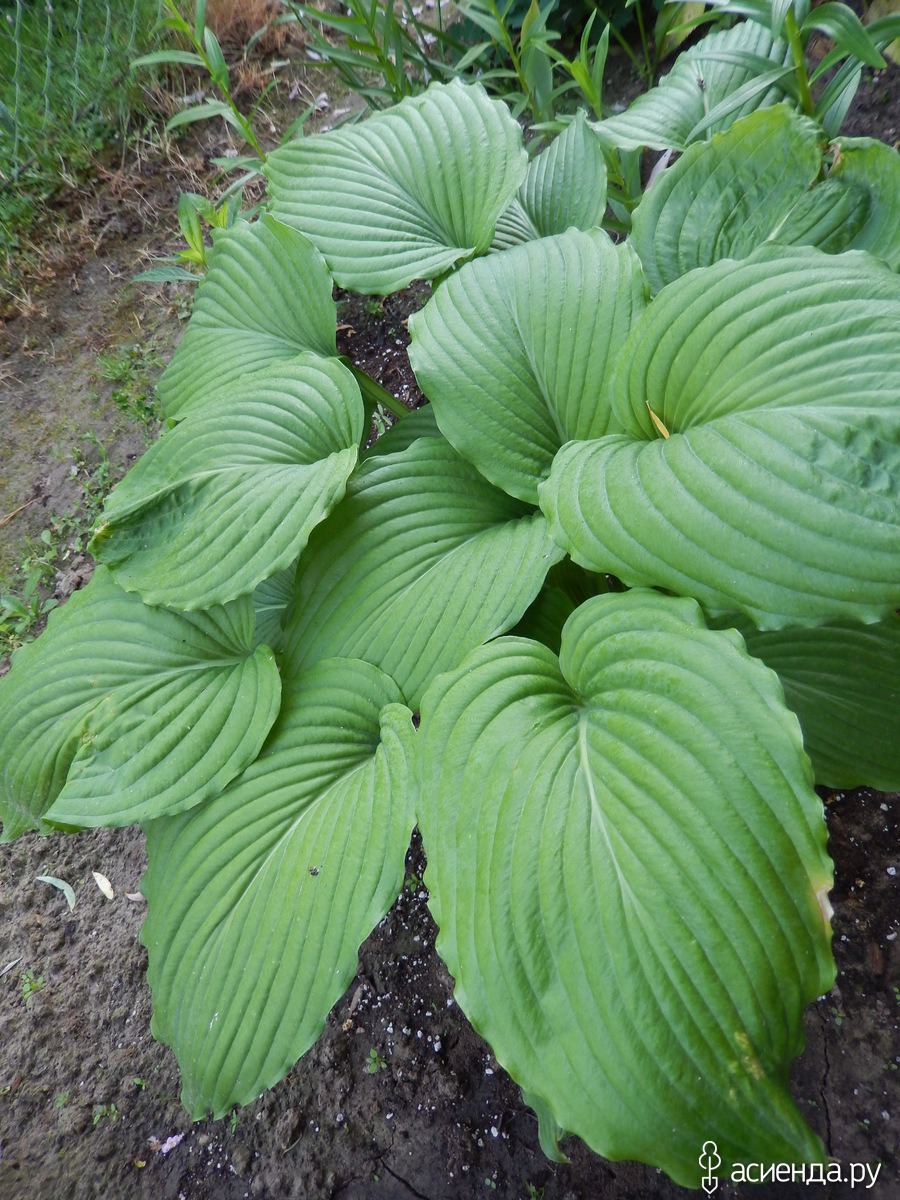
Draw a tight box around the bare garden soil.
[1,54,899,1200]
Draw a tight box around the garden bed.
[1,42,899,1200]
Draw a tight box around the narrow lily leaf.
[592,23,791,151]
[733,613,900,790]
[417,590,834,1187]
[683,62,798,143]
[130,49,205,68]
[265,79,527,293]
[492,112,608,249]
[92,358,363,609]
[408,230,648,504]
[282,438,563,708]
[541,247,900,628]
[631,106,900,292]
[801,2,886,68]
[142,658,416,1118]
[157,216,337,419]
[0,569,280,835]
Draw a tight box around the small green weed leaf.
[92,358,363,609]
[166,100,240,133]
[158,217,337,419]
[417,590,834,1187]
[130,49,205,69]
[631,107,900,291]
[265,80,527,293]
[492,112,608,249]
[408,230,647,504]
[203,26,230,91]
[142,658,415,1118]
[541,247,900,628]
[593,23,791,151]
[734,613,900,790]
[0,569,280,835]
[283,438,563,708]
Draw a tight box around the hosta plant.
[2,79,900,1190]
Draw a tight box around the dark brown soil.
[1,53,900,1200]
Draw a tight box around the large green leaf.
[829,134,900,269]
[265,79,527,294]
[252,567,295,654]
[732,613,900,790]
[592,23,792,152]
[492,112,608,250]
[417,590,834,1187]
[0,569,280,835]
[142,658,415,1118]
[92,358,363,610]
[408,230,648,504]
[282,437,563,708]
[631,106,900,292]
[541,247,900,628]
[157,216,337,419]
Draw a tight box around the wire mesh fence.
[0,0,159,181]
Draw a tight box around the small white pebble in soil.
[490,1126,499,1137]
[887,866,897,876]
[485,1068,494,1075]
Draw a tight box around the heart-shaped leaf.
[492,112,608,250]
[282,437,563,707]
[417,590,834,1186]
[92,358,363,609]
[265,79,527,294]
[0,569,280,835]
[157,216,338,419]
[541,247,900,628]
[142,658,415,1117]
[408,230,647,504]
[631,106,900,292]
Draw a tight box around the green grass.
[0,0,161,253]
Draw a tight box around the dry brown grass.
[205,0,298,57]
